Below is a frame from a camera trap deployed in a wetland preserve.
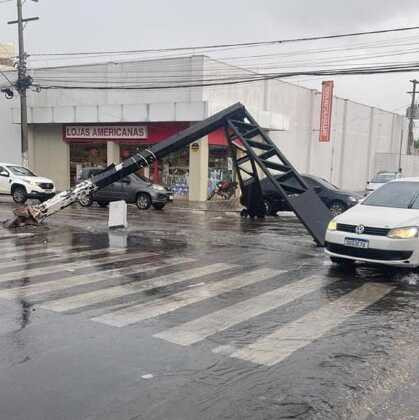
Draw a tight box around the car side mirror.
[313,186,322,193]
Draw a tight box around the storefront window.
[70,143,107,186]
[161,147,189,199]
[208,145,234,194]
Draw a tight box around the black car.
[241,174,360,217]
[77,167,173,210]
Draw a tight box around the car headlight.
[153,185,166,192]
[387,226,418,239]
[327,220,337,231]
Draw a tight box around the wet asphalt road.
[0,199,418,420]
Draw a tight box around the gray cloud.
[0,0,418,111]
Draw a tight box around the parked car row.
[0,163,174,211]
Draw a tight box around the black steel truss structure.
[93,103,331,246]
[11,102,331,245]
[224,108,331,246]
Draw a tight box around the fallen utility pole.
[7,0,39,168]
[3,103,332,246]
[407,79,418,154]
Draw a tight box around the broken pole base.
[2,207,40,229]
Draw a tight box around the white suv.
[0,163,55,204]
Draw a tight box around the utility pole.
[7,0,39,168]
[407,79,418,155]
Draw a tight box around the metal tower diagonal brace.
[224,110,331,246]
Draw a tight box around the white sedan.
[325,178,419,268]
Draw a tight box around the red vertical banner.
[319,80,334,142]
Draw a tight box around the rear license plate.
[344,237,369,249]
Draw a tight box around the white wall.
[202,57,408,191]
[0,95,20,164]
[27,56,204,108]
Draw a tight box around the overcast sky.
[1,0,419,113]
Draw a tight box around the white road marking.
[0,247,119,271]
[0,245,88,259]
[0,242,58,252]
[0,250,156,284]
[0,256,192,301]
[230,283,395,366]
[155,275,333,346]
[93,268,285,327]
[39,263,233,312]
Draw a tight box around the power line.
[37,62,419,91]
[29,25,419,57]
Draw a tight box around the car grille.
[336,223,390,236]
[39,183,54,190]
[326,242,413,261]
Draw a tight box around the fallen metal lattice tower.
[4,103,331,245]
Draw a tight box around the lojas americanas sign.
[64,125,148,140]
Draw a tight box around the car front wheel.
[12,186,27,204]
[136,193,152,210]
[79,194,93,207]
[264,199,278,216]
[329,201,347,217]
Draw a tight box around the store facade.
[4,56,295,198]
[28,118,234,200]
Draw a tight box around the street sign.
[319,81,334,142]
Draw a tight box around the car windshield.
[371,173,397,183]
[7,166,36,177]
[363,181,419,209]
[132,174,151,183]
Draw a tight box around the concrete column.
[28,125,35,170]
[305,89,315,173]
[188,137,208,201]
[338,100,349,187]
[107,141,120,165]
[365,107,375,182]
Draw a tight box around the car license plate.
[344,237,369,249]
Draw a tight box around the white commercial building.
[0,55,408,198]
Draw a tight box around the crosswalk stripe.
[39,263,233,312]
[0,257,194,301]
[0,242,51,252]
[0,251,156,284]
[0,245,89,259]
[154,275,334,346]
[230,283,395,366]
[0,247,124,272]
[93,267,285,328]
